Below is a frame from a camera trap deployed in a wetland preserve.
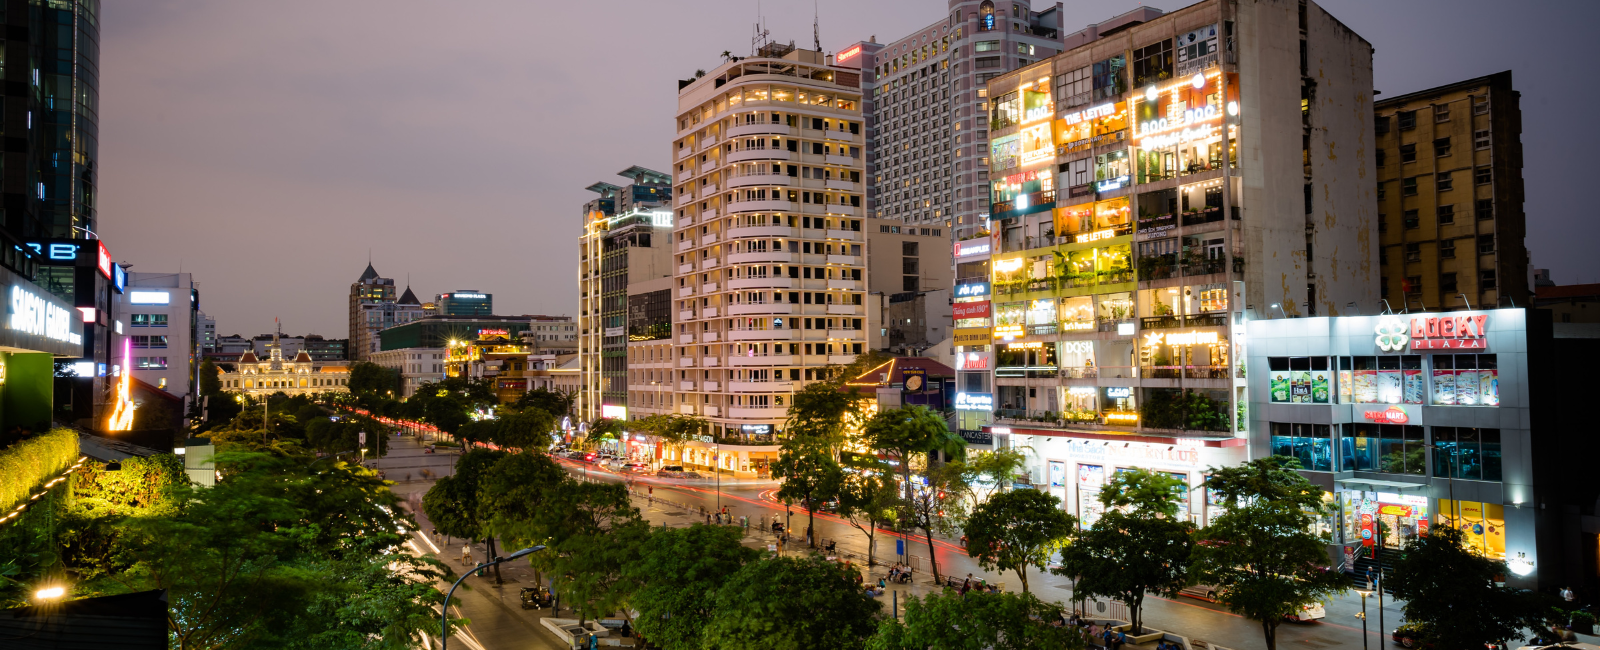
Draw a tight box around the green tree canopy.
[835,463,900,566]
[625,523,760,648]
[783,381,871,451]
[868,590,1085,650]
[1055,469,1192,633]
[515,387,575,417]
[1388,525,1555,648]
[1189,456,1347,650]
[771,438,844,547]
[346,361,401,400]
[703,555,882,650]
[965,488,1075,594]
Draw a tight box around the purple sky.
[98,0,1599,337]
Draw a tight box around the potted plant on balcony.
[1151,302,1174,318]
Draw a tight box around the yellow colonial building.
[219,333,351,396]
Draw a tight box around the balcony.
[678,286,695,297]
[727,148,792,164]
[825,304,860,315]
[826,229,861,241]
[730,251,794,264]
[678,334,695,344]
[1098,318,1136,334]
[728,406,789,419]
[728,122,796,138]
[1136,213,1177,234]
[704,233,719,245]
[729,302,795,316]
[730,353,793,366]
[730,328,794,341]
[727,199,795,213]
[702,282,719,294]
[826,329,864,340]
[677,239,695,252]
[826,254,861,265]
[1181,257,1226,277]
[994,366,1059,379]
[678,310,696,321]
[701,308,719,319]
[826,279,862,290]
[678,263,694,274]
[679,381,696,391]
[730,174,791,188]
[728,380,795,393]
[704,357,720,367]
[1180,206,1225,227]
[679,357,695,367]
[1142,365,1231,380]
[728,225,798,239]
[729,277,794,290]
[1139,313,1228,330]
[824,179,860,192]
[703,332,719,342]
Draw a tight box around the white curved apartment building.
[671,43,869,461]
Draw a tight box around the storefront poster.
[1270,371,1290,403]
[1166,471,1190,517]
[1354,370,1378,403]
[1480,370,1499,406]
[1432,370,1456,405]
[1360,513,1376,546]
[1049,461,1065,487]
[1456,369,1479,405]
[1404,369,1425,405]
[1077,464,1106,527]
[1339,370,1353,403]
[1311,370,1331,404]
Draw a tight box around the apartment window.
[1473,96,1489,115]
[1474,167,1492,185]
[1403,209,1418,229]
[975,56,1002,69]
[1480,269,1497,289]
[1376,148,1385,167]
[1399,143,1416,163]
[1440,239,1456,259]
[1092,55,1127,100]
[1058,65,1091,107]
[1436,172,1453,192]
[136,357,168,370]
[1477,234,1495,255]
[1132,39,1173,86]
[1433,104,1450,123]
[1401,177,1418,196]
[1405,275,1422,294]
[132,335,169,349]
[903,276,919,292]
[1475,199,1494,221]
[131,314,168,327]
[1404,243,1421,262]
[1474,129,1490,150]
[1374,115,1390,134]
[1437,205,1454,224]
[1433,137,1450,157]
[1397,110,1416,130]
[1440,272,1457,293]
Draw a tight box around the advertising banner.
[952,301,991,320]
[1360,513,1376,547]
[954,328,990,346]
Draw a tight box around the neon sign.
[97,242,112,279]
[838,45,862,63]
[1062,103,1116,125]
[1074,229,1116,243]
[955,392,993,411]
[1363,406,1410,424]
[1105,387,1132,399]
[955,282,990,297]
[1409,314,1489,351]
[955,240,991,257]
[9,286,81,345]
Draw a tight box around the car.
[1392,623,1427,648]
[1180,584,1222,602]
[1285,601,1325,623]
[622,463,651,473]
[657,465,686,478]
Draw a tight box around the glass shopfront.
[1340,490,1431,549]
[1438,499,1507,560]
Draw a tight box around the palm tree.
[720,50,733,62]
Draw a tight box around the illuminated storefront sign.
[952,301,991,320]
[1105,387,1132,399]
[1144,330,1220,346]
[97,242,113,279]
[130,291,170,305]
[601,404,627,419]
[1096,175,1129,192]
[955,239,992,257]
[1410,314,1489,351]
[1019,123,1053,166]
[990,135,1020,171]
[1060,341,1093,355]
[1021,85,1052,124]
[1104,411,1140,423]
[1074,228,1116,244]
[954,328,990,346]
[992,324,1023,339]
[1006,341,1044,349]
[1061,103,1116,125]
[837,44,861,63]
[955,282,990,297]
[478,328,510,337]
[957,351,991,370]
[1363,406,1410,424]
[992,257,1023,274]
[955,392,994,411]
[449,292,488,299]
[9,286,81,345]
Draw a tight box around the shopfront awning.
[1335,478,1429,491]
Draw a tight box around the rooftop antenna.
[813,0,821,53]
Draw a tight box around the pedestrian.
[1117,630,1128,650]
[706,513,711,525]
[461,544,472,566]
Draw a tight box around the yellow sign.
[1104,411,1140,423]
[1146,330,1221,347]
[1075,229,1116,244]
[954,328,990,346]
[993,324,1024,339]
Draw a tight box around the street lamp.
[1270,303,1288,319]
[34,585,65,601]
[442,545,545,649]
[1354,587,1373,650]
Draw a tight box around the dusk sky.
[98,0,1599,337]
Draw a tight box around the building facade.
[434,291,493,316]
[865,219,955,354]
[671,42,869,449]
[627,276,674,421]
[114,272,199,404]
[217,332,351,397]
[965,0,1379,463]
[840,0,1069,234]
[1375,71,1527,313]
[347,264,425,361]
[369,346,444,398]
[524,316,579,354]
[578,166,672,421]
[5,0,99,240]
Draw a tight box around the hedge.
[0,428,79,513]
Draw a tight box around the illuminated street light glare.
[35,586,65,600]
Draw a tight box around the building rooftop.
[1535,283,1600,301]
[358,263,381,282]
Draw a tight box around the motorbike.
[519,586,554,610]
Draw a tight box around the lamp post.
[442,545,545,649]
[1355,587,1373,650]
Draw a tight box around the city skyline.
[96,0,1600,333]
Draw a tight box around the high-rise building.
[838,0,1070,236]
[578,166,672,422]
[626,276,674,422]
[964,0,1380,488]
[5,0,100,240]
[670,42,868,466]
[1374,71,1527,313]
[195,311,217,355]
[347,264,425,361]
[434,291,493,316]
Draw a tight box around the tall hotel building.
[578,167,672,422]
[670,42,868,458]
[963,0,1380,497]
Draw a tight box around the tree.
[583,417,626,450]
[1388,525,1555,648]
[946,446,1031,527]
[835,463,899,566]
[771,438,843,547]
[347,361,400,399]
[863,405,966,582]
[703,555,881,650]
[422,448,510,582]
[198,359,222,397]
[515,387,575,417]
[868,590,1085,650]
[625,523,760,649]
[965,489,1074,594]
[476,451,569,584]
[783,381,871,452]
[901,462,968,585]
[536,481,645,623]
[1189,456,1348,650]
[1055,469,1192,633]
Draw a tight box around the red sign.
[1378,504,1413,517]
[837,44,862,63]
[1416,517,1429,537]
[1363,406,1409,424]
[953,301,991,320]
[1360,513,1376,547]
[1410,314,1489,351]
[96,241,112,280]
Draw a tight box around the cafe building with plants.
[1243,308,1590,591]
